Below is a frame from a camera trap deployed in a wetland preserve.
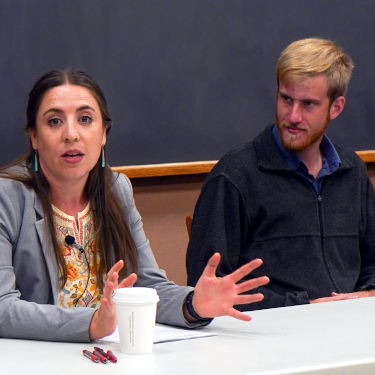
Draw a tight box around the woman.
[0,69,269,342]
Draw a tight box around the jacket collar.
[253,125,354,172]
[34,195,60,303]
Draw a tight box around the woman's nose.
[63,120,80,142]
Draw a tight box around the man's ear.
[330,96,346,120]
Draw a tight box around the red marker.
[93,350,108,364]
[83,350,99,363]
[93,347,109,358]
[107,350,117,363]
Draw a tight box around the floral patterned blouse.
[53,203,103,308]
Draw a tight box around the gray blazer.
[0,172,196,342]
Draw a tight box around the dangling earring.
[34,150,39,172]
[101,147,105,167]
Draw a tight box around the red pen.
[83,350,99,363]
[107,350,117,363]
[93,350,108,364]
[93,347,109,358]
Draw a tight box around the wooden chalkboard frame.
[113,150,375,178]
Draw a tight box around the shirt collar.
[271,124,341,171]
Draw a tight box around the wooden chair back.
[186,215,193,239]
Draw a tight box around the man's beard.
[276,113,330,152]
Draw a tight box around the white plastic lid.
[113,287,159,304]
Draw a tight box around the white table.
[2,297,375,374]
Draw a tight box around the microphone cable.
[65,235,91,307]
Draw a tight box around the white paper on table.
[153,324,217,343]
[97,323,217,344]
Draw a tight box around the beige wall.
[131,162,375,287]
[132,174,205,286]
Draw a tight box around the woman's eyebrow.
[42,108,63,116]
[42,105,96,117]
[76,105,96,113]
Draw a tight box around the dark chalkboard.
[1,0,374,167]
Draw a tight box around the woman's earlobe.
[29,130,38,149]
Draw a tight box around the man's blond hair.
[277,38,354,102]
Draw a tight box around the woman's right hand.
[88,260,137,341]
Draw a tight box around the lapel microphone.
[65,235,85,253]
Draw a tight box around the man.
[186,38,375,310]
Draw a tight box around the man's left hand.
[331,290,375,298]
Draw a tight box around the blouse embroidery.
[53,203,103,308]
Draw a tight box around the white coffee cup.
[113,287,159,354]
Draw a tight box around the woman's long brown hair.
[0,69,137,289]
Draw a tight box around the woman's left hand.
[89,260,137,341]
[188,253,269,322]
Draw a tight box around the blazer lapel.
[34,196,60,304]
